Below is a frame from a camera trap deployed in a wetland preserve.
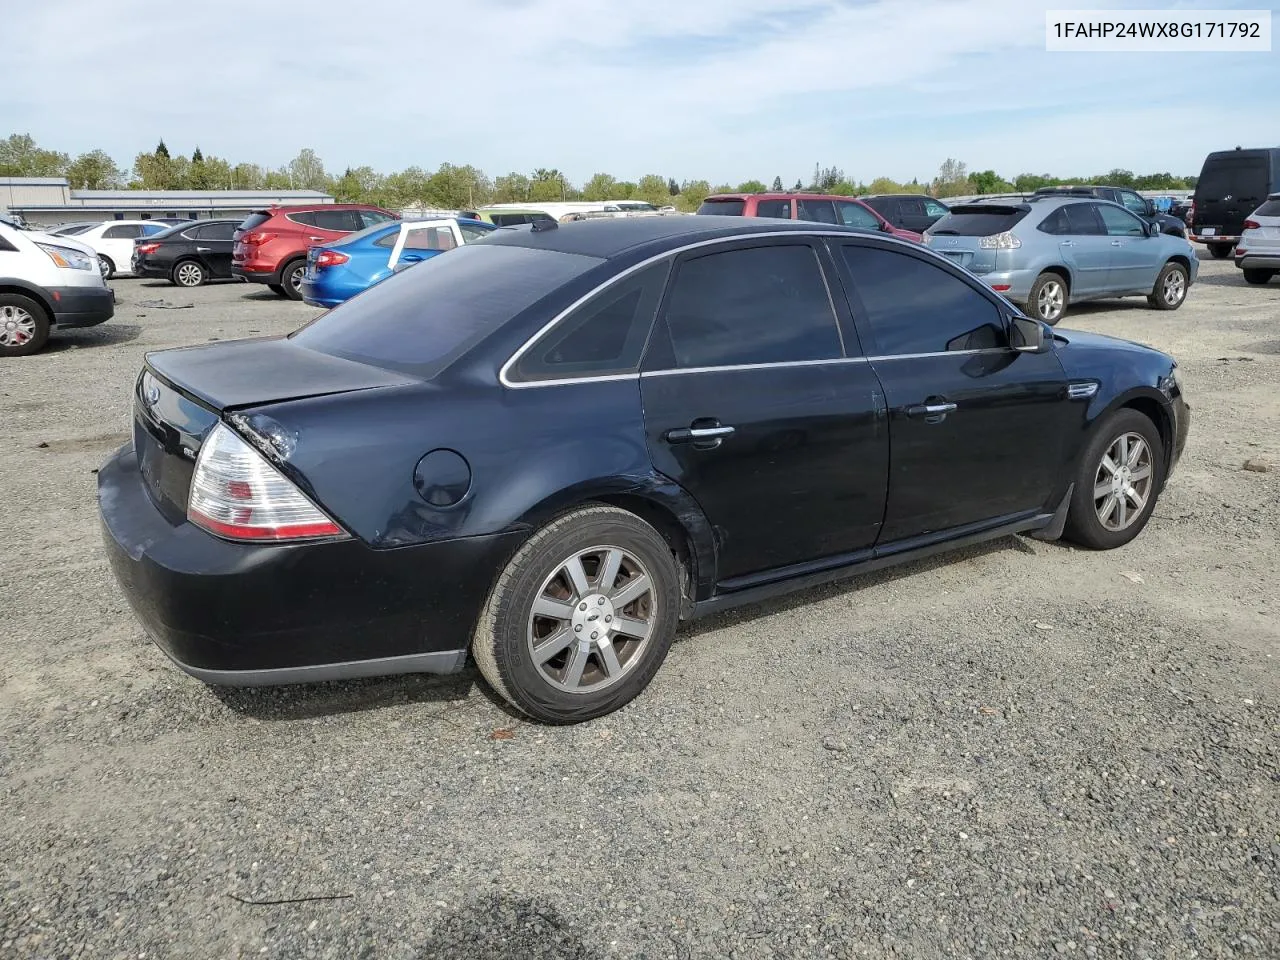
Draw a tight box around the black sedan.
[132,219,240,287]
[98,216,1190,723]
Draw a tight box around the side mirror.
[1010,314,1049,353]
[880,220,893,232]
[1144,200,1157,217]
[1146,221,1161,238]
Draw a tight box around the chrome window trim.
[499,229,936,390]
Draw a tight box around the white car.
[1236,193,1280,286]
[49,219,175,279]
[0,217,115,356]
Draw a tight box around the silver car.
[924,196,1198,323]
[1235,193,1280,285]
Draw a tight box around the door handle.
[196,246,211,252]
[664,424,735,444]
[1060,240,1074,246]
[905,401,957,421]
[308,236,326,242]
[1111,240,1123,246]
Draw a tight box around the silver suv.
[924,196,1198,323]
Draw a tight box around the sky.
[6,0,1277,185]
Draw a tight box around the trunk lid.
[925,203,1029,275]
[133,338,415,522]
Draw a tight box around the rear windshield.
[1254,197,1280,217]
[236,212,272,234]
[1197,157,1270,200]
[290,244,601,377]
[53,223,93,235]
[929,205,1028,236]
[697,199,746,216]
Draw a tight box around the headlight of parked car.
[36,242,95,271]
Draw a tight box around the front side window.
[1119,191,1148,215]
[459,222,497,243]
[1098,204,1146,237]
[512,262,669,382]
[842,245,1005,356]
[796,199,838,224]
[836,201,880,230]
[658,244,842,369]
[754,199,791,219]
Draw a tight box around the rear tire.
[172,260,206,287]
[267,283,287,297]
[98,255,115,280]
[472,505,681,724]
[1242,268,1275,285]
[1208,242,1233,259]
[1027,272,1069,325]
[280,260,306,301]
[1063,409,1164,550]
[1146,261,1188,310]
[0,293,51,357]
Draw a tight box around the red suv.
[696,193,923,242]
[233,204,399,299]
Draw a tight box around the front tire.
[98,255,115,280]
[172,260,206,287]
[0,293,51,357]
[1063,409,1164,550]
[472,505,681,724]
[1242,268,1275,285]
[1208,242,1233,260]
[1027,272,1069,325]
[1147,261,1188,310]
[280,260,306,301]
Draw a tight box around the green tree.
[867,176,905,194]
[581,172,618,201]
[426,163,490,208]
[529,168,568,202]
[286,148,327,191]
[971,169,1012,194]
[667,177,680,196]
[65,149,124,189]
[1013,172,1056,191]
[492,172,531,202]
[132,146,182,189]
[635,174,669,206]
[1103,168,1135,187]
[931,158,974,198]
[791,179,804,192]
[678,179,711,210]
[737,179,767,193]
[770,175,783,191]
[0,134,69,177]
[232,163,265,189]
[155,140,170,160]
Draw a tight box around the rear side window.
[103,224,143,239]
[697,199,746,216]
[197,222,236,241]
[1255,198,1280,217]
[512,261,669,382]
[404,226,455,251]
[754,199,791,219]
[359,210,397,227]
[657,244,842,369]
[285,211,318,228]
[929,206,1028,236]
[237,212,272,234]
[291,244,601,378]
[796,199,838,224]
[924,199,949,217]
[836,201,880,230]
[842,246,1005,356]
[311,209,363,232]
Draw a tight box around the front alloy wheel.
[1063,408,1164,550]
[1092,432,1153,532]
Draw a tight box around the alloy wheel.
[289,264,305,290]
[1037,280,1065,322]
[0,304,37,347]
[176,263,203,286]
[526,545,657,694]
[1093,432,1153,532]
[1162,270,1186,306]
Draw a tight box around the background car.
[1191,146,1280,258]
[99,216,1188,724]
[925,196,1197,323]
[232,204,399,299]
[300,217,497,308]
[42,219,174,279]
[0,218,114,356]
[132,219,240,287]
[861,194,950,233]
[695,192,923,241]
[1032,186,1187,238]
[1234,193,1280,285]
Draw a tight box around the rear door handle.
[664,424,735,444]
[1111,240,1123,246]
[196,246,211,252]
[1060,240,1074,246]
[309,236,326,242]
[905,401,957,421]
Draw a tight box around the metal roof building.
[1,178,333,227]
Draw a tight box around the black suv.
[1033,186,1186,239]
[1191,147,1280,259]
[860,194,950,233]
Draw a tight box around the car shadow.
[45,323,142,352]
[677,535,1036,643]
[1193,271,1266,289]
[242,290,289,302]
[210,667,479,721]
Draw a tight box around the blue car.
[300,217,497,307]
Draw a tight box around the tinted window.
[1254,198,1280,217]
[459,222,496,242]
[53,223,93,235]
[513,262,669,381]
[754,199,791,219]
[1098,204,1146,237]
[311,209,363,232]
[928,205,1028,236]
[196,221,236,241]
[103,224,143,239]
[842,246,1005,356]
[1037,209,1068,235]
[659,244,842,369]
[697,199,746,216]
[238,212,272,233]
[924,199,948,217]
[796,199,838,224]
[1198,157,1269,201]
[1062,203,1104,236]
[285,211,318,228]
[1119,191,1148,215]
[899,198,926,218]
[836,201,880,230]
[292,244,600,377]
[359,210,397,227]
[140,223,169,236]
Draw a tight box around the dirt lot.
[1,257,1277,959]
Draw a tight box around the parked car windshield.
[697,199,746,216]
[929,205,1028,236]
[290,244,601,378]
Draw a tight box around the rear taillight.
[1242,219,1261,231]
[314,250,350,268]
[239,231,274,246]
[135,243,160,255]
[979,231,1021,249]
[188,423,346,542]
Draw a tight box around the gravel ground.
[1,258,1277,959]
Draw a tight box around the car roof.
[862,193,946,201]
[703,192,864,202]
[479,215,863,259]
